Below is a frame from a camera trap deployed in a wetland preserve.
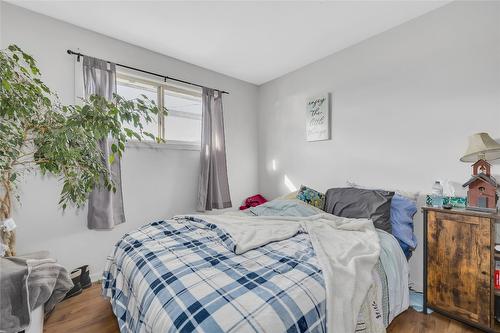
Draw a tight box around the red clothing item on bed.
[239,194,268,210]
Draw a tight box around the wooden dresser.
[423,207,500,332]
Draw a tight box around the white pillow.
[346,180,420,202]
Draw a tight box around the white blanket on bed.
[187,213,381,333]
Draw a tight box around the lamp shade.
[460,133,500,162]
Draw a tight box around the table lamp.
[461,133,500,212]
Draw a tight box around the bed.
[102,199,409,333]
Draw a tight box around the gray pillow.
[324,187,394,233]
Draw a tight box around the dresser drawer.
[434,211,480,225]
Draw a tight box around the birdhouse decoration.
[462,159,498,211]
[460,133,500,213]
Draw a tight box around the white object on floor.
[25,305,43,333]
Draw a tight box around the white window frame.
[116,70,202,151]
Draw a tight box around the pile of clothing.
[0,251,73,333]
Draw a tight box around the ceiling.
[9,1,450,85]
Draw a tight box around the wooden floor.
[44,284,485,333]
[44,283,119,333]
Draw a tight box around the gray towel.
[0,251,73,333]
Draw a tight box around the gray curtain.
[197,88,232,211]
[83,56,125,229]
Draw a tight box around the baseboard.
[90,272,102,283]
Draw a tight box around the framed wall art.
[306,93,331,141]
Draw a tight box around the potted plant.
[0,45,164,256]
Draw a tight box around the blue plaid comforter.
[102,216,390,332]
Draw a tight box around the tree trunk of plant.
[0,172,15,257]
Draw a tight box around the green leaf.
[108,154,115,164]
[1,79,11,91]
[143,132,156,140]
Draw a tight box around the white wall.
[1,3,258,280]
[257,1,500,291]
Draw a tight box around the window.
[164,87,202,143]
[116,72,202,148]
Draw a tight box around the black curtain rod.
[67,49,229,94]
